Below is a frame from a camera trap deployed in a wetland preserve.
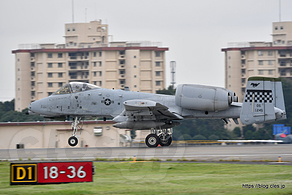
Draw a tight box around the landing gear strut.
[145,128,173,148]
[68,117,83,147]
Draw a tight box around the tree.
[156,85,176,95]
[244,130,253,140]
[208,134,219,140]
[193,134,207,140]
[178,134,192,140]
[233,127,241,137]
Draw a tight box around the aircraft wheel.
[145,134,160,148]
[68,136,78,147]
[160,135,172,146]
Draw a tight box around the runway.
[1,144,292,164]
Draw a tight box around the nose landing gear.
[68,117,83,147]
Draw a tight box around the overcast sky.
[1,0,292,101]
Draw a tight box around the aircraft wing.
[123,100,183,120]
[113,99,183,129]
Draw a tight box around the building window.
[94,72,97,77]
[30,53,35,57]
[241,51,245,55]
[119,51,125,55]
[134,56,136,58]
[268,51,273,56]
[31,81,35,86]
[280,71,286,76]
[156,81,161,86]
[134,85,137,88]
[48,92,53,96]
[155,51,161,57]
[58,63,63,68]
[93,81,97,85]
[155,62,160,67]
[241,78,246,83]
[120,70,125,74]
[268,60,273,65]
[120,80,125,84]
[58,73,63,78]
[281,26,283,30]
[268,70,273,75]
[99,52,102,57]
[99,81,102,86]
[282,41,285,44]
[258,70,264,75]
[31,91,35,96]
[74,43,77,46]
[94,52,96,57]
[31,72,35,77]
[134,65,136,68]
[67,28,70,31]
[134,75,136,78]
[48,63,53,68]
[120,60,125,65]
[258,60,263,65]
[275,27,278,30]
[99,62,102,67]
[48,83,53,87]
[58,53,63,58]
[241,60,245,64]
[31,62,35,67]
[72,28,75,31]
[156,71,161,76]
[241,69,246,74]
[258,51,263,56]
[47,53,52,58]
[48,73,53,78]
[99,71,102,76]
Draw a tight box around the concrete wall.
[0,121,132,149]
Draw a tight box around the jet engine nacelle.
[175,84,233,112]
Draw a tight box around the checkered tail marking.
[244,90,273,103]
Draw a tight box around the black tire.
[145,134,160,148]
[68,136,78,147]
[159,135,172,146]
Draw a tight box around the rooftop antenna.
[72,0,74,23]
[279,0,281,22]
[85,8,87,22]
[170,61,176,88]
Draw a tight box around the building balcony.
[118,65,126,69]
[69,66,89,71]
[69,75,89,80]
[119,74,125,79]
[68,56,89,61]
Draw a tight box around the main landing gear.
[68,117,83,147]
[145,128,173,148]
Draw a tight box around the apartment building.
[222,21,292,130]
[12,20,168,111]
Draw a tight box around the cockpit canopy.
[53,82,100,95]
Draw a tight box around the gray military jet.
[27,77,287,147]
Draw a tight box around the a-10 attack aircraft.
[27,76,287,147]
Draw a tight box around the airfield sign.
[10,161,94,185]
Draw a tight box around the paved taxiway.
[1,144,292,163]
